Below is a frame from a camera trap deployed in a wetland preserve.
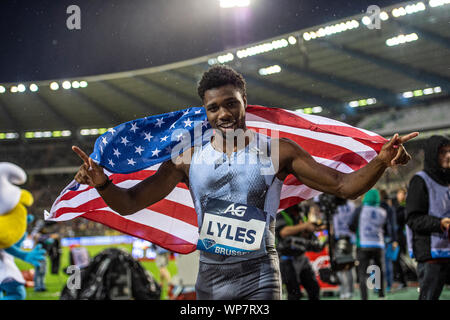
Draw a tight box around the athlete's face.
[203,84,247,136]
[438,144,450,169]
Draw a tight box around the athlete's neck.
[211,128,254,155]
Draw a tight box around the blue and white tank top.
[406,171,450,259]
[358,205,387,249]
[333,202,356,243]
[189,131,283,264]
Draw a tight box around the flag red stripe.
[249,127,369,170]
[247,105,387,143]
[82,211,196,254]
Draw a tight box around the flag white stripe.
[101,207,199,244]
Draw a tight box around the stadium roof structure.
[0,0,449,144]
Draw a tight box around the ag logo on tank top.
[197,198,267,256]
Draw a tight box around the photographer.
[275,204,325,300]
[333,197,356,299]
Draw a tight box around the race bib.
[197,198,267,256]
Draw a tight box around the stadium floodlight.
[17,84,26,92]
[288,36,297,45]
[5,133,19,139]
[61,130,72,137]
[312,106,323,114]
[29,83,38,92]
[62,81,71,89]
[423,88,434,95]
[71,81,80,88]
[362,16,372,25]
[304,20,359,41]
[434,86,442,93]
[386,33,418,46]
[50,82,59,90]
[429,0,450,7]
[0,86,5,93]
[379,11,389,21]
[10,86,18,93]
[402,91,414,98]
[236,39,288,59]
[217,53,234,64]
[366,98,377,105]
[258,65,281,76]
[349,101,359,108]
[79,80,88,88]
[0,132,19,140]
[219,0,250,8]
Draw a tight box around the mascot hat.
[0,162,27,215]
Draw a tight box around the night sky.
[0,0,404,82]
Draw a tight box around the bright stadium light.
[50,82,59,90]
[236,39,288,59]
[71,81,80,88]
[429,0,450,7]
[304,20,359,41]
[17,84,26,92]
[79,80,88,88]
[349,101,359,108]
[434,86,442,93]
[380,11,389,21]
[386,33,418,46]
[312,106,323,113]
[62,81,71,89]
[61,130,72,137]
[362,16,372,25]
[29,83,38,92]
[258,65,281,76]
[0,86,5,93]
[217,53,234,64]
[10,86,18,93]
[219,0,250,8]
[403,91,414,98]
[288,36,297,45]
[423,88,434,95]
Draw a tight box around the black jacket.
[406,135,450,262]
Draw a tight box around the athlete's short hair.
[197,65,247,101]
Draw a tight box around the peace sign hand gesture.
[72,146,108,187]
[377,132,419,167]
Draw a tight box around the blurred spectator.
[406,135,450,300]
[393,187,409,289]
[333,197,356,299]
[379,189,398,293]
[350,189,394,300]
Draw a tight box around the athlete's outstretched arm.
[72,146,185,216]
[278,132,419,200]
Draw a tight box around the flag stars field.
[135,146,144,155]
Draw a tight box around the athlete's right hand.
[72,145,108,187]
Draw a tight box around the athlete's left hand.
[377,132,419,167]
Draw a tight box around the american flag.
[45,105,387,254]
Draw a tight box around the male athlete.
[72,65,418,299]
